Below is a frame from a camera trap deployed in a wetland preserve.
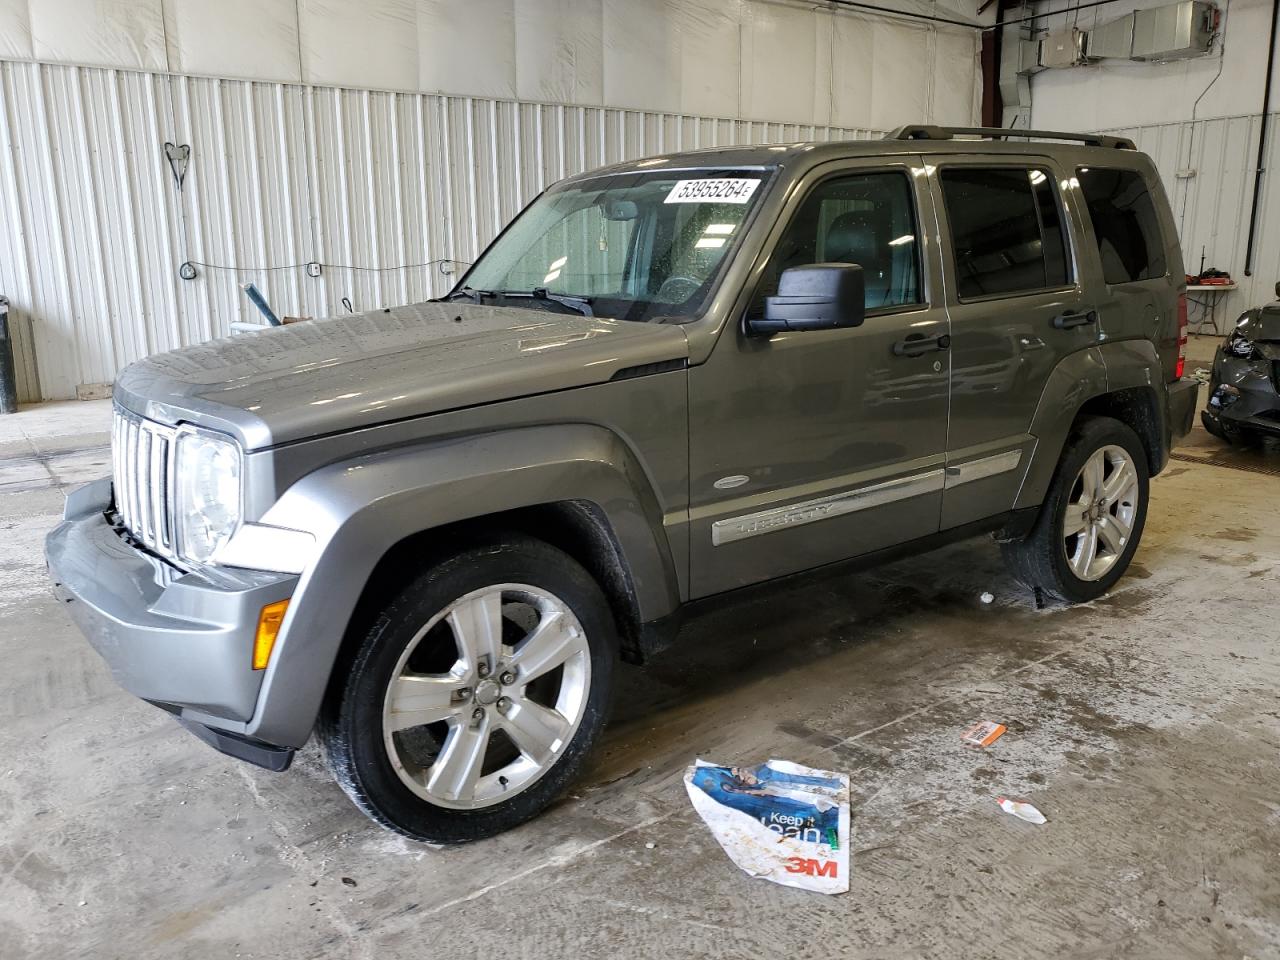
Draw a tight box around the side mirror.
[748,264,865,335]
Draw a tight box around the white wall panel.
[932,28,980,127]
[0,59,900,400]
[299,0,418,92]
[824,12,980,133]
[417,0,518,99]
[2,0,983,124]
[740,1,832,124]
[602,0,679,114]
[671,0,743,117]
[164,0,301,84]
[516,0,605,105]
[30,0,166,72]
[0,0,32,60]
[830,15,876,130]
[870,20,936,130]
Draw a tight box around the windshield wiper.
[441,286,493,303]
[487,288,594,317]
[440,286,594,316]
[530,288,593,317]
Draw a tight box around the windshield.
[456,168,772,322]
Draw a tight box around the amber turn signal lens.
[253,599,290,670]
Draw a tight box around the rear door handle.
[892,333,951,357]
[1053,309,1098,329]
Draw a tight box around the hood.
[1240,305,1280,343]
[115,301,689,449]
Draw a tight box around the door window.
[754,171,922,314]
[940,167,1072,299]
[1075,167,1167,284]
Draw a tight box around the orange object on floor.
[961,720,1008,747]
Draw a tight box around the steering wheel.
[655,275,703,303]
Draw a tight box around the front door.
[687,158,951,597]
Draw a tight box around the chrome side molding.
[944,449,1023,488]
[711,470,945,545]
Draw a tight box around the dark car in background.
[1202,290,1280,445]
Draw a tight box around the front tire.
[1002,417,1150,604]
[320,536,616,843]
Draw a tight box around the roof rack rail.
[884,124,1136,151]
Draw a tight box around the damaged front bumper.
[1202,348,1280,439]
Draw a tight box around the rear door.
[686,156,951,597]
[1072,164,1184,381]
[926,155,1098,529]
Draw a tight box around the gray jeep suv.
[46,125,1199,842]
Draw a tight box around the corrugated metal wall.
[1101,114,1275,328]
[0,60,884,401]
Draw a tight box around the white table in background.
[1186,282,1237,336]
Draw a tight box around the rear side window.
[1076,167,1167,284]
[940,167,1071,299]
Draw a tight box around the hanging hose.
[1244,0,1280,276]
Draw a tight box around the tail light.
[1174,293,1188,379]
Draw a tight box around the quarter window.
[940,167,1072,299]
[755,171,922,314]
[1076,167,1167,284]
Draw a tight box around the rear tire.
[320,535,616,843]
[1001,417,1149,604]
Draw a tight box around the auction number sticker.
[665,178,761,204]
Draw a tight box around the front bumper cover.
[1202,351,1280,437]
[46,478,299,764]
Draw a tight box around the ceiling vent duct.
[1130,0,1216,60]
[1000,29,1041,127]
[1024,0,1218,69]
[1041,27,1088,67]
[1085,13,1136,59]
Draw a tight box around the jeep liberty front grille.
[111,408,177,559]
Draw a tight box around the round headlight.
[174,427,242,563]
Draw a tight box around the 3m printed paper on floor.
[684,759,850,894]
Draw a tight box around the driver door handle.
[1053,309,1098,329]
[892,332,951,357]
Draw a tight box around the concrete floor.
[3,334,1279,959]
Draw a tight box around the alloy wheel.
[381,584,591,810]
[1062,444,1140,582]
